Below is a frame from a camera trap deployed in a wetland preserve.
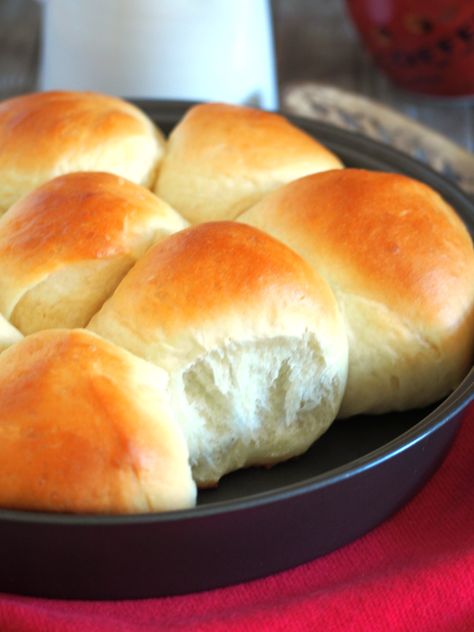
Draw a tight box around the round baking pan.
[0,102,472,600]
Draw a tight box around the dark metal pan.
[0,101,472,599]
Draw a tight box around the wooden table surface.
[0,0,473,152]
[273,0,473,151]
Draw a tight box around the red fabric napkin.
[0,407,472,632]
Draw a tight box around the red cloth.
[0,407,472,632]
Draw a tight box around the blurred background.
[0,0,472,179]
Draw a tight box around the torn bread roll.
[238,169,474,417]
[0,171,187,334]
[89,221,348,486]
[0,90,165,214]
[0,329,196,514]
[155,102,342,224]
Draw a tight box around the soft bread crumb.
[173,333,342,486]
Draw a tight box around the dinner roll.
[155,102,342,224]
[89,222,348,486]
[0,314,22,352]
[0,172,188,334]
[0,90,165,214]
[0,329,196,514]
[239,169,474,417]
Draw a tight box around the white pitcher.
[38,0,278,109]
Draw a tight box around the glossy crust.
[89,221,344,371]
[0,91,165,213]
[0,329,196,514]
[89,222,348,485]
[238,169,474,416]
[155,102,343,223]
[0,172,188,334]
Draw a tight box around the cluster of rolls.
[0,91,472,515]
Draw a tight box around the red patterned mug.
[345,0,474,97]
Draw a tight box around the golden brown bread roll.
[0,171,188,334]
[88,221,348,486]
[239,169,474,417]
[0,90,165,214]
[0,329,196,514]
[155,102,343,224]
